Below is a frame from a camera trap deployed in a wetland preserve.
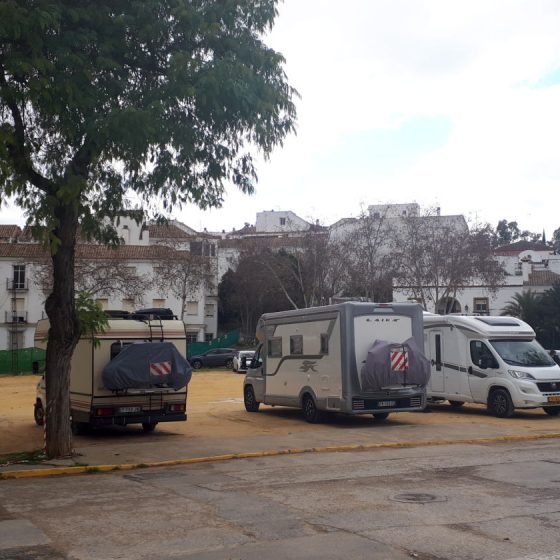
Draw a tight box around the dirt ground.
[1,371,558,456]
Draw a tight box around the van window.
[470,341,499,369]
[268,337,282,358]
[434,334,442,371]
[290,335,303,355]
[320,333,329,355]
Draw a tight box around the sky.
[2,0,560,236]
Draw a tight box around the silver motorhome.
[243,302,428,422]
[424,314,560,417]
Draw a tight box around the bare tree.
[393,210,505,312]
[154,245,215,320]
[335,206,396,301]
[32,252,152,305]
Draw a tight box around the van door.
[428,330,445,393]
[468,340,498,402]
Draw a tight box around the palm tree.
[501,290,543,327]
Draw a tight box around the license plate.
[118,406,142,414]
[548,396,560,403]
[377,400,396,407]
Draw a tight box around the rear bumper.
[76,412,187,427]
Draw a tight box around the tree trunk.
[44,204,80,459]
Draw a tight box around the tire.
[372,412,390,420]
[543,406,560,416]
[225,359,233,369]
[191,360,202,370]
[142,422,157,432]
[244,386,260,412]
[488,388,514,418]
[71,420,89,435]
[34,400,44,426]
[448,400,464,408]
[302,394,323,423]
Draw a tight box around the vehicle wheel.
[34,400,44,426]
[543,406,560,416]
[225,359,233,369]
[142,422,157,432]
[448,400,464,408]
[488,388,514,418]
[302,394,323,423]
[372,412,390,420]
[191,360,202,370]
[71,420,89,435]
[244,386,260,412]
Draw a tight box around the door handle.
[468,366,473,375]
[431,359,435,366]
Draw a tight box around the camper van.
[34,318,191,433]
[423,314,560,417]
[243,302,430,422]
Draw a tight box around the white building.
[0,219,219,352]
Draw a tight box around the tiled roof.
[524,270,560,286]
[148,224,193,239]
[0,243,178,260]
[0,225,21,238]
[495,241,551,254]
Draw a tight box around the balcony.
[6,279,29,291]
[4,311,28,324]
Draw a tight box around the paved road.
[2,438,560,559]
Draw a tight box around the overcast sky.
[2,0,560,237]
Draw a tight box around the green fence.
[0,347,46,375]
[187,330,240,358]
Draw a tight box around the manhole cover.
[391,493,446,503]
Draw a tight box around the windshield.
[489,339,556,367]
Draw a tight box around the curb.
[2,432,560,480]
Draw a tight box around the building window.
[473,297,489,315]
[186,331,198,343]
[280,217,286,226]
[186,301,198,315]
[96,298,109,310]
[12,265,25,289]
[152,298,166,308]
[320,333,329,355]
[290,335,303,355]
[268,337,282,358]
[205,304,215,317]
[205,333,213,342]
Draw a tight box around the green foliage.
[75,291,109,346]
[0,0,297,238]
[502,285,560,349]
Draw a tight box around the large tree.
[0,1,296,457]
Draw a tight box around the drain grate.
[391,493,446,503]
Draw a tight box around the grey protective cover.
[360,337,431,391]
[102,342,192,391]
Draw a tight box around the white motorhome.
[243,302,428,422]
[34,318,190,433]
[424,314,560,417]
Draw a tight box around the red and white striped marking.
[391,350,408,371]
[150,361,172,376]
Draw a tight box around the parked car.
[232,350,255,373]
[189,348,237,369]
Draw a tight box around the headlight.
[508,369,535,380]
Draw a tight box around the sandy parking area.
[1,372,559,457]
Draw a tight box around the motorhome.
[423,314,560,417]
[34,318,191,433]
[243,302,430,422]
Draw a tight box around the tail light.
[95,407,114,417]
[168,403,185,412]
